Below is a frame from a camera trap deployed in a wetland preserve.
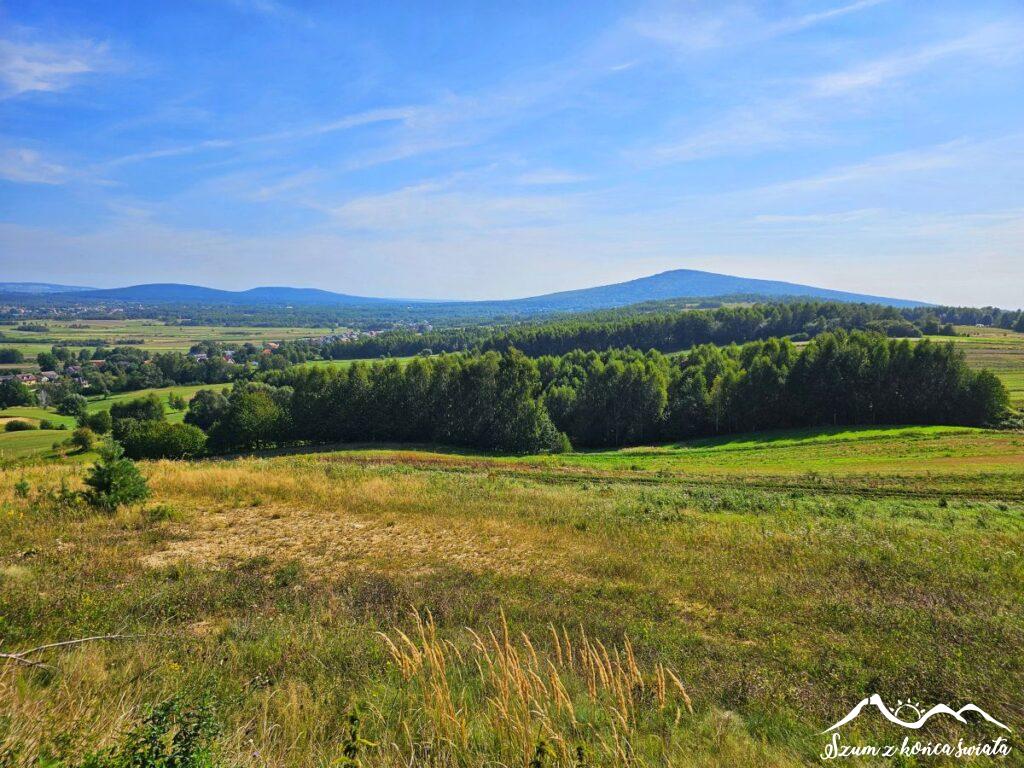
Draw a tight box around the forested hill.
[495,269,928,312]
[14,269,927,322]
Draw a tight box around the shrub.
[121,421,207,460]
[110,393,165,423]
[0,347,24,363]
[184,389,229,432]
[145,504,178,523]
[80,409,112,434]
[77,696,217,768]
[83,442,150,512]
[38,418,56,430]
[4,419,36,432]
[70,426,97,452]
[57,393,89,418]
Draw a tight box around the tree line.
[318,301,958,360]
[130,331,1009,458]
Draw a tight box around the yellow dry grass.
[374,609,695,766]
[137,459,594,581]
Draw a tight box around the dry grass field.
[1,425,1022,766]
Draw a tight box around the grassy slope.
[1,426,1022,766]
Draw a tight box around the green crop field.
[302,355,418,369]
[1,425,1023,766]
[0,319,333,355]
[937,326,1024,407]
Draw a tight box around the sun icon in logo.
[893,699,924,722]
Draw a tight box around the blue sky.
[1,0,1022,306]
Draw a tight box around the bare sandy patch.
[140,469,581,581]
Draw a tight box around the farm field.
[0,319,332,355]
[939,326,1024,407]
[1,425,1022,766]
[302,355,417,369]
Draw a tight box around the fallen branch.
[0,652,54,670]
[0,634,145,670]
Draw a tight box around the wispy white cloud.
[645,23,1024,164]
[0,34,112,98]
[224,0,285,14]
[0,148,67,184]
[104,106,414,168]
[758,139,981,194]
[810,23,1024,97]
[753,209,881,225]
[630,5,750,53]
[645,101,813,163]
[632,0,890,53]
[767,0,889,36]
[328,179,579,234]
[516,169,592,185]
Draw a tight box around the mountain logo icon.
[823,694,1011,734]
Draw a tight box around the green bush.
[0,347,25,364]
[110,393,165,423]
[4,419,36,432]
[70,426,97,452]
[77,696,217,768]
[83,442,150,512]
[184,389,229,432]
[39,418,56,430]
[80,409,112,434]
[57,393,89,418]
[121,421,207,460]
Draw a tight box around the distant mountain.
[36,270,929,312]
[70,283,396,306]
[498,269,928,311]
[0,282,95,294]
[239,286,398,305]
